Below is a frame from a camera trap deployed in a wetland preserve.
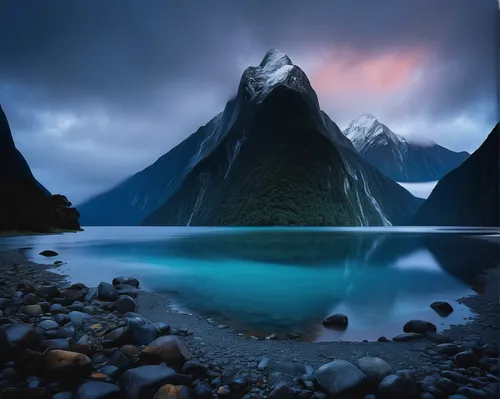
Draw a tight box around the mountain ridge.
[343,114,469,182]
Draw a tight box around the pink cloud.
[309,47,430,96]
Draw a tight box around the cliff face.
[413,123,499,226]
[0,105,81,233]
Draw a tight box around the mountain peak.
[358,113,377,121]
[344,114,406,154]
[239,49,314,104]
[259,49,293,68]
[349,114,380,130]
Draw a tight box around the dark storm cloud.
[0,0,497,202]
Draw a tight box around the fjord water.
[2,227,499,342]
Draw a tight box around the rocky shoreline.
[0,249,498,399]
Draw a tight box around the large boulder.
[322,314,348,329]
[142,336,192,367]
[21,304,43,317]
[106,350,132,372]
[314,359,367,396]
[112,296,137,314]
[0,323,35,354]
[38,320,59,331]
[113,277,140,289]
[23,293,37,306]
[40,250,58,257]
[403,320,436,335]
[103,327,134,348]
[68,311,92,328]
[49,303,66,314]
[430,301,454,316]
[119,365,178,399]
[76,381,122,399]
[354,357,394,384]
[97,282,119,302]
[44,349,92,381]
[126,314,171,346]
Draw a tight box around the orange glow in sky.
[310,48,429,96]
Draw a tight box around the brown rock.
[154,384,192,399]
[44,349,92,381]
[142,336,192,366]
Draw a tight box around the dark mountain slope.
[143,76,421,226]
[77,120,213,226]
[80,49,422,227]
[144,86,369,226]
[413,124,499,226]
[0,105,80,232]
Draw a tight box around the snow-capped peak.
[238,49,313,103]
[347,113,378,131]
[343,114,407,154]
[259,48,293,69]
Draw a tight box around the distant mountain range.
[343,115,469,182]
[80,49,422,227]
[0,105,81,232]
[413,123,499,226]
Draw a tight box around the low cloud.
[0,0,497,203]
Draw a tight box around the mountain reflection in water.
[1,227,498,341]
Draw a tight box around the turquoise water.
[1,226,499,342]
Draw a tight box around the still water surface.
[2,226,499,342]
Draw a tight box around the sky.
[0,0,498,203]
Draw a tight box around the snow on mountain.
[239,49,317,105]
[342,114,469,182]
[344,114,408,154]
